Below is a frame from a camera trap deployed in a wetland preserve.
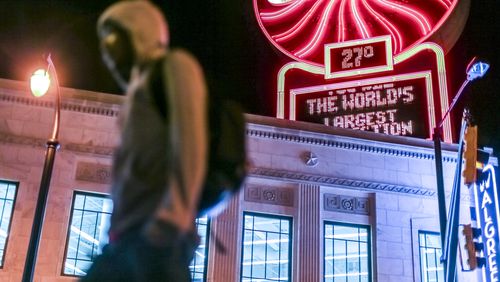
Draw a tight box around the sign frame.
[324,35,394,79]
[289,71,435,138]
[276,41,453,142]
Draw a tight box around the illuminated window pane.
[324,222,371,282]
[0,180,18,267]
[190,216,209,282]
[241,212,292,282]
[419,231,444,282]
[63,192,112,276]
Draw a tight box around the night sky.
[0,1,499,156]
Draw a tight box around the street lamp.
[433,57,489,281]
[22,54,62,282]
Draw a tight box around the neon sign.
[253,0,464,66]
[253,1,468,142]
[276,38,452,141]
[291,72,433,137]
[325,36,393,79]
[474,165,500,282]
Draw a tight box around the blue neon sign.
[474,165,500,282]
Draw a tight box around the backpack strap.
[150,58,168,119]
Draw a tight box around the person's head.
[97,0,169,90]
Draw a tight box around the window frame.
[190,216,210,282]
[61,190,112,277]
[240,211,293,282]
[323,221,372,282]
[418,230,444,282]
[0,180,19,268]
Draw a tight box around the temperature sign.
[340,45,375,69]
[325,35,394,79]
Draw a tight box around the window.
[324,222,371,282]
[419,231,444,282]
[190,216,210,282]
[63,191,113,276]
[241,212,292,282]
[0,180,18,267]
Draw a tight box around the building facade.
[0,78,495,281]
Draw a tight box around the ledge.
[245,114,460,163]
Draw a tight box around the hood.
[97,1,169,64]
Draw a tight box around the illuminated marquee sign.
[276,37,451,141]
[474,165,500,282]
[291,72,433,137]
[254,0,470,142]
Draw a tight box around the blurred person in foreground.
[81,1,209,281]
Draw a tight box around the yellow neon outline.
[289,71,434,137]
[324,35,394,79]
[394,42,451,142]
[276,62,325,118]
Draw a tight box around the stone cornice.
[0,133,114,156]
[245,114,459,163]
[249,167,436,197]
[0,92,121,117]
[0,78,123,117]
[1,79,493,165]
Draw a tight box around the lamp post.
[433,58,489,281]
[22,54,62,282]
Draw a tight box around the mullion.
[264,231,268,279]
[425,235,430,282]
[250,216,255,280]
[74,196,86,267]
[344,239,347,282]
[434,247,438,280]
[278,219,282,280]
[192,218,198,279]
[90,209,100,260]
[434,246,441,281]
[0,198,7,226]
[0,185,13,229]
[358,228,361,282]
[0,197,6,254]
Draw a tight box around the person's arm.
[145,49,208,244]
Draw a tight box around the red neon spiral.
[254,0,458,66]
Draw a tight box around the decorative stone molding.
[244,185,295,207]
[324,193,370,215]
[0,92,121,117]
[0,133,115,156]
[247,127,457,163]
[75,162,112,184]
[0,133,47,148]
[249,167,436,197]
[65,143,115,156]
[302,151,319,167]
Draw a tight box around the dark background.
[0,1,498,156]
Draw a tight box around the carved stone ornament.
[245,185,295,207]
[75,162,112,184]
[249,167,436,197]
[303,151,319,167]
[324,193,370,215]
